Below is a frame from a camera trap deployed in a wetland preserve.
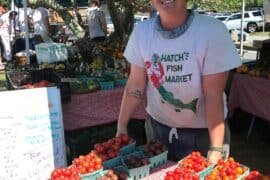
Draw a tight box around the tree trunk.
[107,0,125,39]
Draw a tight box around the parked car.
[223,10,264,33]
[214,15,229,22]
[134,15,149,24]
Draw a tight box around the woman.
[116,0,241,164]
[87,0,107,42]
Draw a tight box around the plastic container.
[79,168,103,180]
[203,163,249,180]
[35,42,68,63]
[136,145,168,169]
[115,78,127,87]
[102,156,122,170]
[6,69,71,103]
[121,151,150,180]
[178,155,214,179]
[99,81,114,90]
[119,141,136,156]
[99,165,132,180]
[148,150,168,169]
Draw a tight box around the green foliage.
[189,0,263,12]
[0,0,10,8]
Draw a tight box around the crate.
[121,151,151,180]
[98,165,132,180]
[102,156,122,170]
[35,42,68,63]
[136,145,168,169]
[99,81,114,90]
[149,150,168,169]
[120,141,136,156]
[6,68,71,103]
[178,154,214,179]
[203,163,249,180]
[79,168,103,180]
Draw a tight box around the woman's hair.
[90,0,100,7]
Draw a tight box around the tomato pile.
[164,167,200,180]
[143,139,167,158]
[94,134,133,162]
[205,157,247,180]
[72,151,102,175]
[244,171,262,180]
[179,151,211,173]
[50,165,80,180]
[23,80,53,88]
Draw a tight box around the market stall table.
[142,161,178,180]
[228,73,270,138]
[62,87,147,131]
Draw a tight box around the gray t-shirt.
[124,13,242,128]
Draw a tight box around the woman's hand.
[116,124,128,137]
[207,150,223,165]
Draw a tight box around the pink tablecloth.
[62,88,147,130]
[143,161,178,180]
[228,73,270,122]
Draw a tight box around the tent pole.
[240,0,245,58]
[23,0,30,65]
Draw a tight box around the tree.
[0,0,10,8]
[28,0,85,39]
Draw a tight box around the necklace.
[154,10,195,39]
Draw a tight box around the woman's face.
[151,0,187,17]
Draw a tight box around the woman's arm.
[116,64,147,136]
[203,71,228,164]
[99,11,108,35]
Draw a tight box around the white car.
[223,10,264,33]
[214,15,229,22]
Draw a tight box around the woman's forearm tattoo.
[127,88,144,100]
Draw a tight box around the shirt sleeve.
[123,25,145,68]
[202,20,242,75]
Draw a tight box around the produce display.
[205,157,248,180]
[124,153,150,169]
[94,134,133,162]
[23,80,54,88]
[142,139,167,158]
[72,151,103,175]
[164,167,200,180]
[244,171,263,180]
[236,64,270,79]
[50,166,80,180]
[96,169,128,180]
[178,151,211,173]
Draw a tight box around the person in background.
[0,11,17,69]
[116,0,241,164]
[29,3,51,42]
[16,7,32,34]
[87,0,107,42]
[0,6,6,16]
